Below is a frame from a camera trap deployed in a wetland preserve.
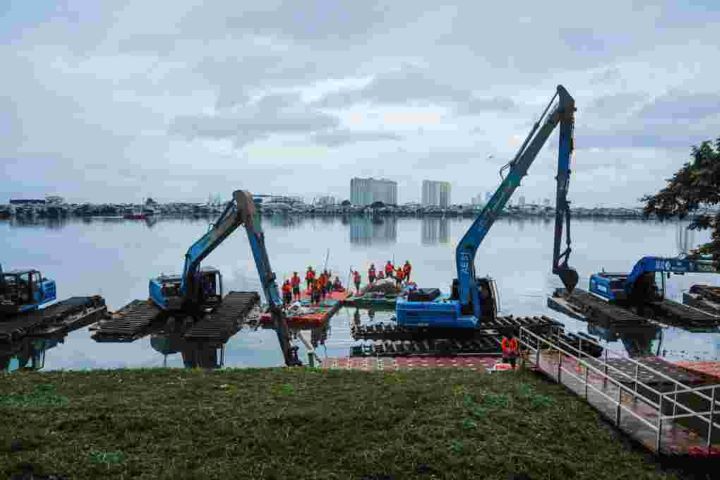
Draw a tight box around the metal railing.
[518,326,720,454]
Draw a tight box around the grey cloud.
[315,66,471,108]
[221,0,395,43]
[411,151,480,171]
[578,90,720,150]
[458,96,518,115]
[584,93,649,118]
[577,130,714,150]
[312,129,401,147]
[559,28,606,53]
[638,92,720,122]
[589,67,622,85]
[170,92,339,146]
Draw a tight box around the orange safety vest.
[403,263,411,275]
[396,268,404,280]
[385,263,394,274]
[291,276,300,287]
[306,270,315,281]
[501,337,519,355]
[282,283,292,295]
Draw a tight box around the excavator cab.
[450,277,498,322]
[0,269,57,315]
[149,267,223,312]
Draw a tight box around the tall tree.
[642,138,720,263]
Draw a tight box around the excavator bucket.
[558,267,579,294]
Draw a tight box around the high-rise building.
[316,196,336,206]
[350,178,397,206]
[422,180,452,207]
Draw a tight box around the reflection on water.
[421,217,450,245]
[587,323,663,358]
[150,334,223,369]
[349,216,397,245]
[1,337,59,372]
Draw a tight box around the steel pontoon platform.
[549,288,719,330]
[0,296,107,343]
[92,291,260,343]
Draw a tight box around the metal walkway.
[519,327,720,456]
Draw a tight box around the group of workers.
[280,260,414,302]
[281,267,344,306]
[360,260,413,292]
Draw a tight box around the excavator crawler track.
[184,291,259,341]
[92,299,165,342]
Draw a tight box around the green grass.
[0,368,672,479]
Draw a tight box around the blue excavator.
[149,190,301,366]
[0,263,57,315]
[589,255,718,306]
[396,85,578,328]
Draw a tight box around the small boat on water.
[142,206,158,216]
[123,208,146,220]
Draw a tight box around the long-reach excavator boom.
[455,85,578,319]
[149,190,300,366]
[396,85,578,329]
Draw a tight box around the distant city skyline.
[4,186,642,209]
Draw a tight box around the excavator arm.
[234,191,301,367]
[625,255,718,295]
[156,190,300,366]
[455,85,578,319]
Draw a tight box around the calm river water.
[2,216,719,371]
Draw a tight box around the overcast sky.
[2,1,719,206]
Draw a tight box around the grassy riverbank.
[0,368,671,479]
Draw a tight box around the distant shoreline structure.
[0,200,712,222]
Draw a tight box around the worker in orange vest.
[385,260,394,279]
[290,272,301,301]
[281,279,292,306]
[318,273,327,301]
[353,270,362,294]
[395,266,406,287]
[403,261,412,282]
[368,264,376,284]
[305,267,315,291]
[501,333,520,368]
[310,279,321,305]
